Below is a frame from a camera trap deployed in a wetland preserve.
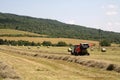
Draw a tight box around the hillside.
[0,12,120,43]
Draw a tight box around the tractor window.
[81,44,89,49]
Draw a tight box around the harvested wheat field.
[0,29,46,37]
[0,37,98,45]
[0,45,120,80]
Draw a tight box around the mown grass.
[86,47,120,64]
[0,37,98,45]
[1,45,120,64]
[0,29,119,80]
[5,45,120,66]
[0,47,120,80]
[0,78,2,80]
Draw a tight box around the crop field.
[0,37,98,45]
[0,45,120,80]
[0,29,46,37]
[0,29,98,45]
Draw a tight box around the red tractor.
[68,43,90,56]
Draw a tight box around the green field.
[0,45,120,80]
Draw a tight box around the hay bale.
[101,48,106,52]
[47,46,50,48]
[106,64,115,71]
[37,46,40,49]
[27,46,31,49]
[68,48,72,52]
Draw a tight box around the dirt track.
[0,45,120,80]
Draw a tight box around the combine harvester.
[68,43,90,56]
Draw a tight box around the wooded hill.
[0,12,120,43]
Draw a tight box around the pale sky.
[0,0,120,32]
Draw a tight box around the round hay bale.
[47,46,50,48]
[101,48,106,52]
[68,48,72,52]
[28,46,31,49]
[37,46,40,49]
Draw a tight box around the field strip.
[4,46,68,55]
[0,50,120,80]
[0,50,97,80]
[0,47,120,73]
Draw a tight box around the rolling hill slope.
[0,12,120,43]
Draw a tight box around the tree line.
[0,39,71,46]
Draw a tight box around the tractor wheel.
[71,52,74,55]
[74,52,78,56]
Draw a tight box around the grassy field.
[0,29,120,80]
[0,37,98,45]
[0,29,98,45]
[0,29,46,37]
[2,45,120,65]
[0,45,120,80]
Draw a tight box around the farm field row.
[0,29,46,37]
[0,45,120,80]
[1,45,120,65]
[0,37,98,45]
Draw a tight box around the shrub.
[42,41,52,46]
[100,40,111,46]
[0,39,4,45]
[56,41,68,46]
